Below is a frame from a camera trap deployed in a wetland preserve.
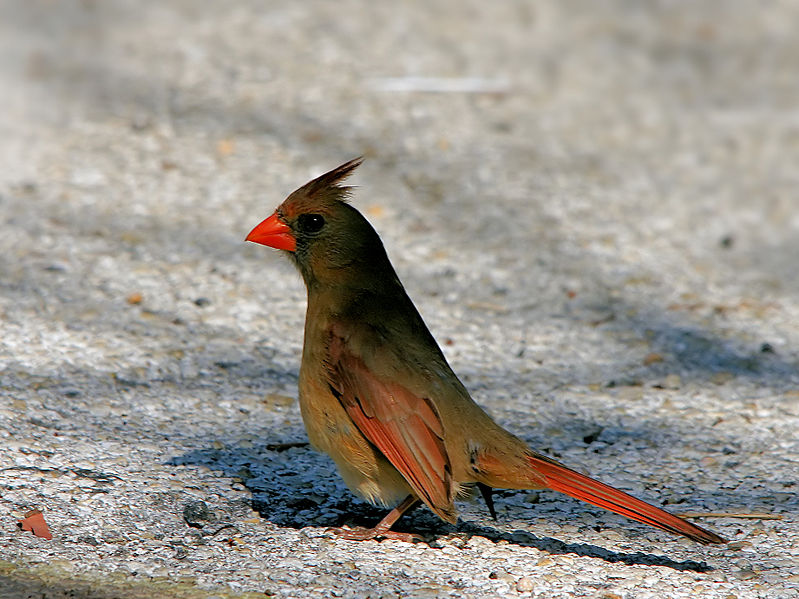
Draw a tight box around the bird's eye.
[297,213,326,234]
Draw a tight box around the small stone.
[126,292,143,305]
[77,535,100,546]
[711,372,734,385]
[523,491,540,504]
[183,500,216,528]
[216,139,235,157]
[131,113,151,130]
[643,352,664,365]
[516,576,535,592]
[536,557,554,567]
[734,567,759,580]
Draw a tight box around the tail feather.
[528,454,726,545]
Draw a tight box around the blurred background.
[1,1,797,597]
[2,0,797,388]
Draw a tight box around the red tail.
[528,454,726,545]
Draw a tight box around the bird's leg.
[329,495,422,542]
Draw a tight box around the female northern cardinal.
[245,158,725,545]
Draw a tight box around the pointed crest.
[280,157,364,219]
[298,156,363,202]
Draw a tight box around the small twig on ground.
[677,512,783,520]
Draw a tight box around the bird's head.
[246,157,395,290]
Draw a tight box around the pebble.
[516,576,535,592]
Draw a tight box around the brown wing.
[325,332,456,523]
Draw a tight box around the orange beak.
[245,212,296,252]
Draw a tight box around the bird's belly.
[298,378,411,507]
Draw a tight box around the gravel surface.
[1,1,798,598]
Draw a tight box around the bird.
[245,157,726,545]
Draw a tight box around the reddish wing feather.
[326,335,456,523]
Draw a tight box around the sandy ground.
[1,1,797,597]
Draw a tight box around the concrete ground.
[0,1,797,597]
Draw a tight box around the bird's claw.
[326,525,422,543]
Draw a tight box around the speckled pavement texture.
[1,1,797,598]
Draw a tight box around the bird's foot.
[325,495,423,542]
[326,525,422,543]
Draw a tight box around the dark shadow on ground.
[453,522,716,572]
[168,441,778,572]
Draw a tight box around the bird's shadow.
[301,501,714,573]
[449,521,714,572]
[169,442,718,573]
